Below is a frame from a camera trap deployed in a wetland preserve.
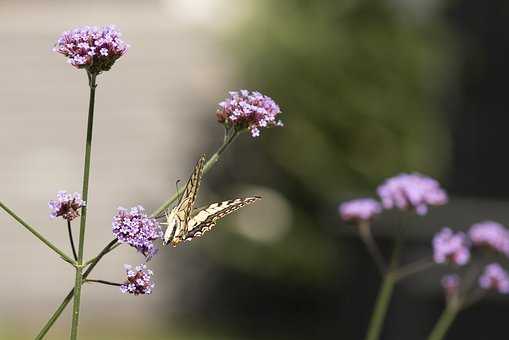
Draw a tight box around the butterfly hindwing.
[183,196,261,242]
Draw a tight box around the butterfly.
[162,155,261,247]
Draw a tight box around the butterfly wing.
[163,155,206,245]
[175,196,261,245]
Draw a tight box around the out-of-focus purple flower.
[53,25,129,74]
[441,274,460,297]
[120,264,154,295]
[479,263,509,294]
[468,221,509,257]
[377,173,448,215]
[339,198,382,223]
[216,90,282,137]
[48,190,86,221]
[112,206,162,260]
[432,228,470,266]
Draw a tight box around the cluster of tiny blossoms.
[217,90,283,137]
[377,173,448,215]
[433,222,509,296]
[479,263,509,294]
[120,264,155,296]
[468,221,509,256]
[339,198,381,223]
[48,191,85,221]
[339,173,447,224]
[432,228,470,266]
[112,206,162,260]
[53,25,129,74]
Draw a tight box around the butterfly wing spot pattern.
[172,196,262,246]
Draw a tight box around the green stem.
[35,290,74,340]
[67,220,78,261]
[364,240,401,340]
[151,129,239,218]
[427,299,460,340]
[358,221,386,275]
[70,72,97,340]
[393,258,434,281]
[85,279,122,287]
[0,201,75,265]
[364,272,396,340]
[35,239,118,339]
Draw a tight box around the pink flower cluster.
[48,190,86,221]
[339,198,381,223]
[377,173,448,215]
[432,228,470,266]
[468,221,509,256]
[479,263,509,294]
[53,25,129,74]
[112,206,163,260]
[217,90,282,137]
[120,264,155,296]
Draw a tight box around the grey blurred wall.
[0,0,245,335]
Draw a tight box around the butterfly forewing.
[183,196,261,243]
[163,155,206,245]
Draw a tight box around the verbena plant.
[340,175,509,340]
[0,25,282,340]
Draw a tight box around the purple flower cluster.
[48,190,85,221]
[112,206,162,260]
[479,263,509,294]
[468,221,509,256]
[339,198,382,223]
[432,228,470,266]
[377,173,448,215]
[120,264,155,296]
[53,25,129,74]
[216,90,282,137]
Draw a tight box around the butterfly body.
[162,155,260,247]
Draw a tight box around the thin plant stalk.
[364,272,396,340]
[427,298,461,340]
[364,239,401,340]
[35,239,118,340]
[70,72,97,340]
[85,279,122,287]
[393,258,434,281]
[67,220,78,261]
[358,221,386,274]
[0,200,75,265]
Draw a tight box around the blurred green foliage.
[231,0,451,196]
[205,0,452,284]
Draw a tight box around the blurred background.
[1,0,508,339]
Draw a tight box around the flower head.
[441,274,460,297]
[216,90,282,137]
[377,173,447,215]
[120,264,155,295]
[54,25,129,74]
[479,263,509,294]
[339,198,382,223]
[432,228,470,266]
[48,190,86,221]
[468,221,509,257]
[112,206,162,260]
